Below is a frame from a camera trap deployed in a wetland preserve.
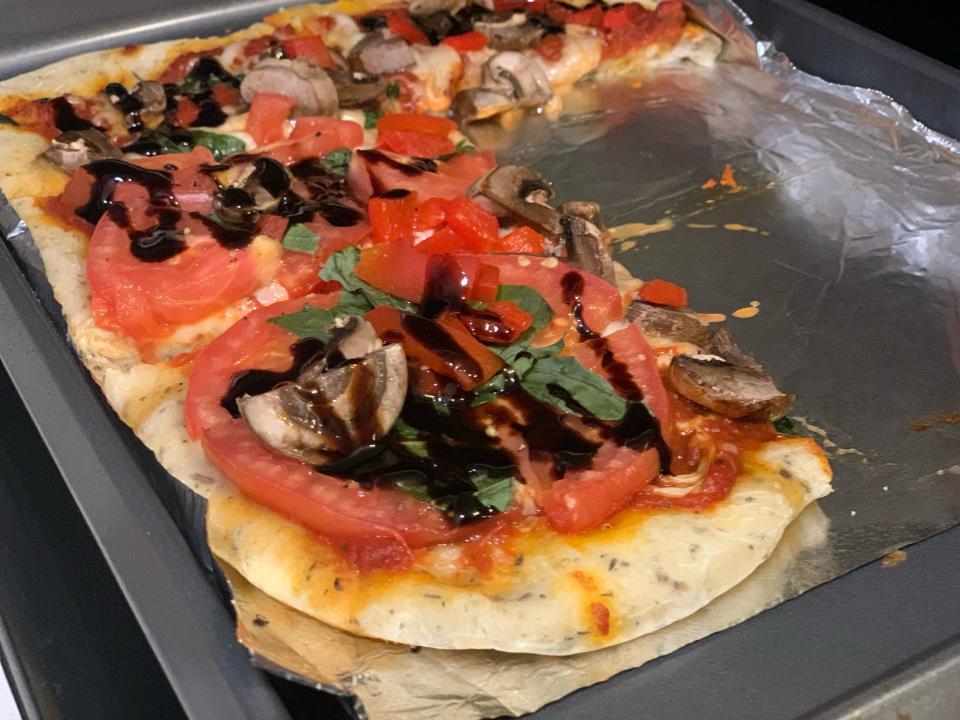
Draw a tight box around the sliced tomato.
[365,306,503,390]
[566,4,604,27]
[637,277,688,307]
[289,116,363,144]
[538,445,661,533]
[275,217,370,297]
[440,30,489,53]
[494,225,546,254]
[158,51,201,83]
[369,191,418,244]
[376,113,457,137]
[280,35,336,68]
[184,296,506,570]
[481,254,624,338]
[377,129,454,157]
[245,93,295,145]
[87,208,277,343]
[211,83,241,109]
[387,12,428,44]
[601,2,646,29]
[439,149,496,184]
[362,150,474,200]
[354,241,500,304]
[568,324,674,435]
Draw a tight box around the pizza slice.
[0,0,829,662]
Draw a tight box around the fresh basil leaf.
[392,473,433,503]
[399,439,429,458]
[322,147,352,176]
[180,73,222,95]
[320,247,416,312]
[385,82,400,99]
[190,130,246,161]
[392,417,421,440]
[0,113,18,126]
[470,370,514,407]
[334,289,375,316]
[521,356,627,421]
[454,139,475,155]
[496,285,553,333]
[491,338,563,368]
[282,223,320,255]
[267,306,337,341]
[363,108,382,130]
[471,470,515,512]
[773,416,805,436]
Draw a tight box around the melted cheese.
[410,44,463,113]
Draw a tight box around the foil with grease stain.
[1,1,959,717]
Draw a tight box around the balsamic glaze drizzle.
[46,97,95,132]
[561,271,600,340]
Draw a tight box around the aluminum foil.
[2,1,959,717]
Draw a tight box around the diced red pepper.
[417,226,468,254]
[472,262,500,304]
[377,129,455,158]
[280,35,336,68]
[440,31,489,53]
[416,197,447,231]
[535,33,566,62]
[637,278,688,308]
[387,12,428,44]
[494,225,546,254]
[366,307,504,390]
[566,4,604,27]
[245,92,295,145]
[174,97,200,128]
[211,83,241,109]
[368,191,419,244]
[442,196,499,252]
[546,1,573,22]
[483,300,533,338]
[494,0,547,13]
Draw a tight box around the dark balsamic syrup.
[220,338,326,417]
[75,159,175,225]
[560,271,600,340]
[46,97,95,132]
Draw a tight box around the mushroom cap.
[348,33,416,75]
[43,128,121,173]
[240,58,339,116]
[483,51,553,108]
[472,164,562,236]
[451,87,518,123]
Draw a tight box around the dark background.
[2,2,958,719]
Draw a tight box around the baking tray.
[2,1,959,719]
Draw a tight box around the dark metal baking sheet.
[1,1,959,719]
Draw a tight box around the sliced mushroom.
[560,213,614,283]
[133,80,167,115]
[348,32,416,75]
[213,157,291,223]
[240,58,338,116]
[409,0,465,15]
[43,129,121,172]
[474,14,544,51]
[472,164,561,236]
[560,200,603,227]
[626,300,710,346]
[451,87,518,123]
[238,318,408,464]
[483,51,553,108]
[328,69,387,108]
[668,326,794,420]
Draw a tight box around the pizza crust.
[207,437,831,654]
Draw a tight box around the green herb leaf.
[470,370,514,407]
[392,473,433,503]
[399,439,430,458]
[320,247,416,312]
[392,417,421,440]
[773,416,805,436]
[282,223,320,255]
[268,306,338,342]
[454,138,475,155]
[190,130,246,160]
[322,147,352,176]
[521,356,627,421]
[491,338,563,368]
[363,108,383,130]
[0,113,18,126]
[385,82,400,99]
[472,470,515,512]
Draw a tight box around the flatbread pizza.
[0,0,830,693]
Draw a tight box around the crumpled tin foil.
[1,1,958,717]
